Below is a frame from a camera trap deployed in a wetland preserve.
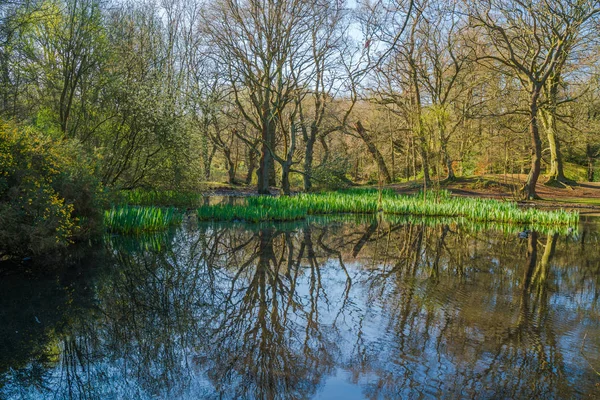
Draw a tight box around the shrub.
[310,156,353,191]
[0,120,102,258]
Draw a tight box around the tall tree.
[29,0,106,137]
[468,0,600,198]
[202,0,314,194]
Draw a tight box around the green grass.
[196,189,579,227]
[380,193,578,226]
[113,189,205,208]
[383,214,574,236]
[113,183,248,208]
[104,206,183,234]
[545,197,600,206]
[563,162,590,182]
[197,199,306,223]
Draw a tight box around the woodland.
[0,0,598,256]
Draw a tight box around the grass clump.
[104,206,182,234]
[197,201,306,223]
[256,192,382,215]
[383,214,575,236]
[114,189,204,208]
[381,194,579,226]
[196,189,579,227]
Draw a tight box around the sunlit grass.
[114,189,204,208]
[197,201,306,223]
[545,197,600,206]
[104,206,182,234]
[382,214,574,236]
[380,193,578,226]
[195,189,579,227]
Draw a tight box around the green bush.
[310,156,353,190]
[0,120,103,258]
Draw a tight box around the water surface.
[1,217,599,399]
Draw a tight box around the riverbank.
[192,175,600,214]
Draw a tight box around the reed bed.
[196,189,579,227]
[382,214,574,236]
[197,202,306,223]
[105,206,182,234]
[380,195,579,226]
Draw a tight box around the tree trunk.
[587,144,595,182]
[444,150,455,181]
[204,144,217,181]
[200,132,209,180]
[281,162,292,195]
[268,131,276,187]
[522,89,542,200]
[407,34,430,187]
[541,108,567,182]
[541,68,568,183]
[319,135,330,166]
[354,121,392,184]
[418,134,431,185]
[258,118,275,194]
[245,146,257,185]
[438,116,454,181]
[224,148,236,184]
[0,49,10,114]
[303,124,317,192]
[279,119,298,195]
[411,137,417,182]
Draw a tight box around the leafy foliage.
[113,189,205,208]
[0,121,102,257]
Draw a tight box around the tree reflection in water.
[1,218,599,399]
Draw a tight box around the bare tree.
[296,0,354,191]
[467,0,600,198]
[201,0,316,194]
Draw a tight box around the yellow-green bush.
[0,120,103,258]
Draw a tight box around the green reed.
[195,189,579,227]
[381,195,579,226]
[104,206,183,234]
[197,202,306,223]
[113,189,204,208]
[382,214,574,236]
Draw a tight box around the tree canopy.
[0,0,599,198]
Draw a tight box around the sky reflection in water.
[1,217,599,399]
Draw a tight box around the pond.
[1,216,599,399]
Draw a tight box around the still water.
[1,216,599,399]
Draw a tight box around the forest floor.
[387,174,600,215]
